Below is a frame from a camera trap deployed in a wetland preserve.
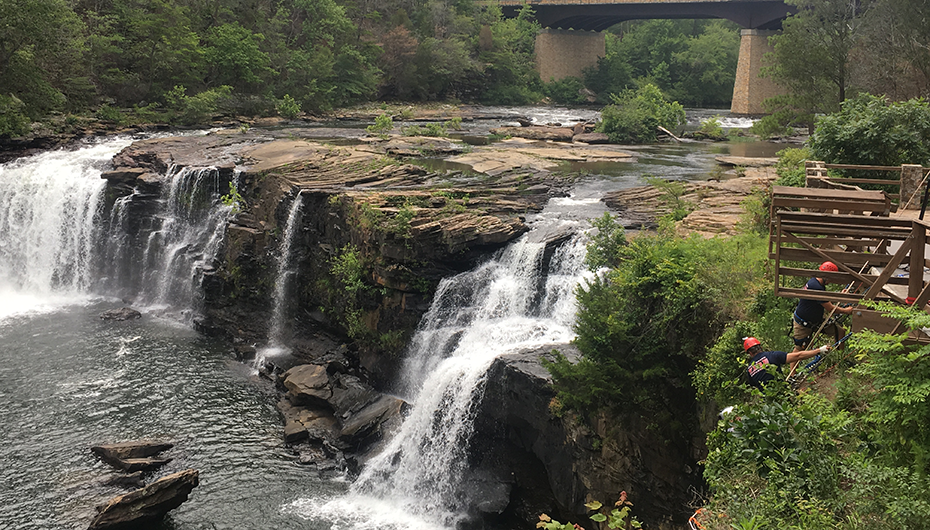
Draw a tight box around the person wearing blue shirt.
[744,336,830,389]
[792,261,854,353]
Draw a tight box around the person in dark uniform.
[744,336,830,389]
[792,261,854,352]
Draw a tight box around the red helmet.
[819,261,839,272]
[743,337,761,351]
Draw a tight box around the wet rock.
[329,373,378,419]
[99,308,142,321]
[282,364,333,406]
[338,394,406,449]
[572,132,610,144]
[88,469,199,530]
[91,441,173,468]
[102,472,145,489]
[490,126,574,142]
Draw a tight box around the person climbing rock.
[744,337,829,389]
[792,261,854,352]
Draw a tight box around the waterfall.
[0,135,234,320]
[289,231,592,529]
[138,165,232,311]
[254,190,305,368]
[0,139,134,318]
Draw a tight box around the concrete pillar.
[730,29,784,116]
[535,29,605,82]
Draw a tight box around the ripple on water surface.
[0,302,338,530]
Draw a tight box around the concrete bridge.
[499,0,793,114]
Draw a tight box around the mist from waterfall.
[287,231,592,529]
[0,139,134,318]
[0,136,233,320]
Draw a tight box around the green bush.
[773,146,812,187]
[277,94,301,119]
[165,85,233,125]
[366,113,393,138]
[0,95,31,137]
[811,94,930,167]
[596,84,685,144]
[543,76,589,105]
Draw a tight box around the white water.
[256,191,305,366]
[0,139,135,319]
[288,229,592,529]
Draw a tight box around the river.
[0,107,777,529]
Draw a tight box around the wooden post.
[910,222,927,299]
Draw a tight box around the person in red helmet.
[792,261,854,352]
[744,336,829,389]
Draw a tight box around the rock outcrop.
[472,345,703,530]
[88,469,199,530]
[99,308,142,321]
[91,441,173,472]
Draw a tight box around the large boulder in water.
[88,469,199,529]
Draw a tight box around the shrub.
[277,94,301,119]
[543,76,589,105]
[0,95,31,137]
[811,93,930,167]
[165,85,233,125]
[773,146,811,187]
[596,83,685,144]
[366,113,393,138]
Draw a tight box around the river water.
[0,107,778,529]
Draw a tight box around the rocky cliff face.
[99,129,703,529]
[474,345,704,530]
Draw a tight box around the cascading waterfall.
[0,139,134,317]
[290,231,592,529]
[0,136,234,320]
[139,165,232,311]
[254,190,305,368]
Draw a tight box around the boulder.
[282,364,332,406]
[572,132,610,144]
[90,440,174,467]
[490,126,574,142]
[338,394,406,448]
[88,469,199,530]
[99,308,142,321]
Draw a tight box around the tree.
[202,22,275,94]
[810,94,930,167]
[854,0,930,100]
[0,0,85,118]
[765,0,866,120]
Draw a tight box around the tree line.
[0,0,742,136]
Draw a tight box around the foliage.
[585,20,739,108]
[277,94,301,119]
[220,181,244,213]
[765,0,865,118]
[538,493,643,530]
[547,231,764,437]
[164,85,232,125]
[402,122,447,137]
[0,94,30,138]
[693,116,726,140]
[643,175,693,221]
[583,212,627,271]
[773,147,811,187]
[737,180,773,235]
[810,94,930,168]
[544,76,589,105]
[366,114,393,138]
[596,84,685,144]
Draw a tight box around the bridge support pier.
[535,29,605,82]
[730,29,784,116]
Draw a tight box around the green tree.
[202,22,274,93]
[810,94,930,167]
[765,0,867,127]
[0,0,85,119]
[596,83,685,144]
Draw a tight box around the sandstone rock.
[572,132,610,144]
[338,394,405,448]
[88,469,199,530]
[490,126,574,142]
[99,308,142,321]
[282,364,332,406]
[91,441,173,467]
